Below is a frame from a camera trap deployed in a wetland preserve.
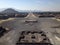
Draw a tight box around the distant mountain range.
[0,8,6,12]
[0,8,19,14]
[0,8,41,13]
[0,8,59,14]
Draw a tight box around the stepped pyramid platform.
[25,12,38,23]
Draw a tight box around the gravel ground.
[0,17,60,45]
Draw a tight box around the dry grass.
[0,18,15,24]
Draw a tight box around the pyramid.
[25,12,38,22]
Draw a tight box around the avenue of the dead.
[0,12,60,45]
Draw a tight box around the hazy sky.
[0,0,60,11]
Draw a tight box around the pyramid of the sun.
[25,12,38,22]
